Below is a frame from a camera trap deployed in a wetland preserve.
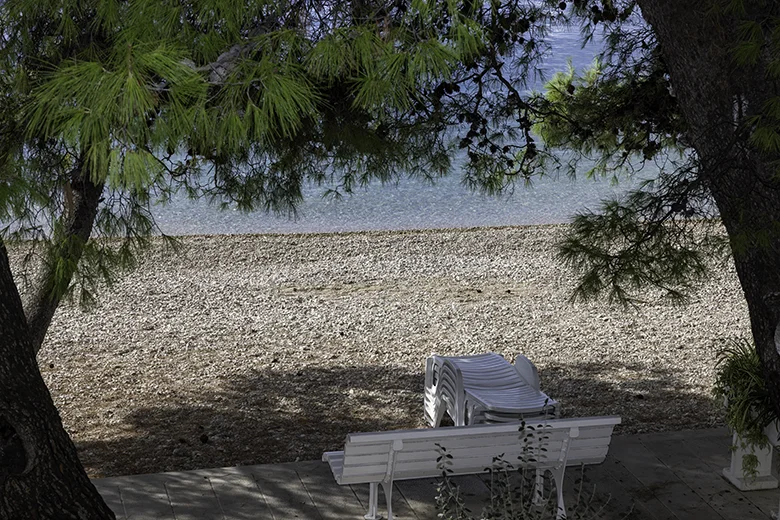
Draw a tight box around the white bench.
[323,415,621,520]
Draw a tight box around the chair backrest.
[336,416,621,485]
[514,354,541,391]
[445,353,523,390]
[426,353,553,425]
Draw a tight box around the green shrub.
[713,337,777,479]
[434,422,620,520]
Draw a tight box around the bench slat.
[342,425,616,456]
[323,451,345,483]
[345,416,620,444]
[337,445,611,484]
[326,415,621,520]
[341,435,614,470]
[325,414,621,520]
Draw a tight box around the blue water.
[154,173,646,235]
[153,27,649,236]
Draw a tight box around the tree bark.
[636,1,780,413]
[23,162,104,355]
[0,238,115,519]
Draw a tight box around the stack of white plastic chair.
[424,352,558,427]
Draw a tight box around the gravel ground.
[15,224,748,478]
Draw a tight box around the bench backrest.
[337,416,621,485]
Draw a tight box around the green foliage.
[434,422,614,520]
[435,445,472,520]
[714,337,776,444]
[708,5,780,174]
[3,0,556,308]
[713,337,777,481]
[518,1,780,306]
[3,0,780,318]
[532,55,686,181]
[514,5,728,305]
[741,452,760,481]
[556,169,728,305]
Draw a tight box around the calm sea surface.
[153,27,651,236]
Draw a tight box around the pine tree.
[519,1,780,428]
[6,0,780,516]
[0,0,555,516]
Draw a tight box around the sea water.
[152,171,650,235]
[152,26,653,236]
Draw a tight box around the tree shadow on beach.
[76,359,722,478]
[77,364,425,477]
[541,360,722,432]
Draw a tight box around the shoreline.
[159,222,574,239]
[6,218,722,245]
[20,224,745,477]
[4,221,575,247]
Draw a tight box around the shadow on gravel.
[542,360,722,432]
[77,360,721,478]
[77,364,424,477]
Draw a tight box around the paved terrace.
[93,428,780,520]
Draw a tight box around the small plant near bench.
[322,414,620,519]
[434,422,617,519]
[713,337,779,490]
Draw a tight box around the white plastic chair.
[424,353,558,427]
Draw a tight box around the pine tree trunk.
[637,1,780,413]
[23,161,104,355]
[0,239,114,519]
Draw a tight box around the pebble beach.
[18,224,748,477]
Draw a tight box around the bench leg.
[532,469,545,506]
[364,482,380,520]
[382,481,394,520]
[550,467,567,519]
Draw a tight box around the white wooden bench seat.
[323,415,621,520]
